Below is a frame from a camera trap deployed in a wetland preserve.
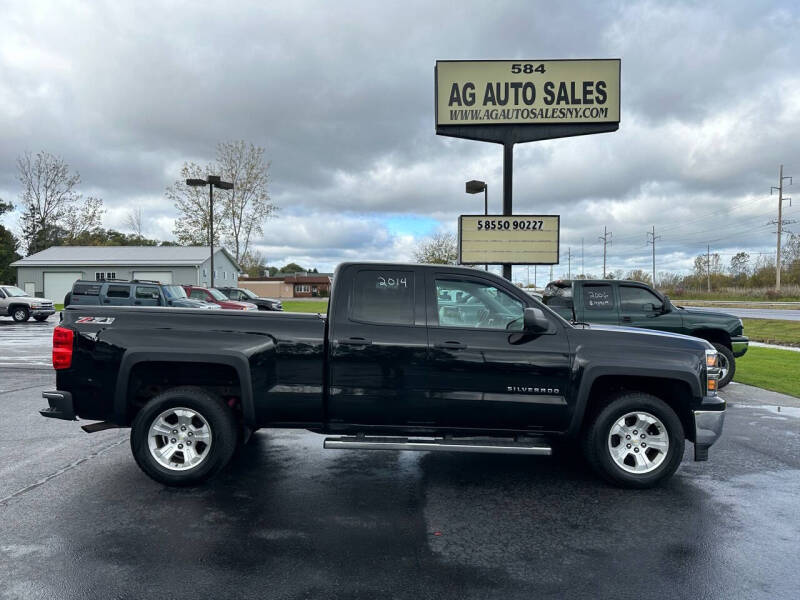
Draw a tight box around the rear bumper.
[40,390,76,421]
[693,396,726,461]
[731,336,749,357]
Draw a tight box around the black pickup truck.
[41,263,725,489]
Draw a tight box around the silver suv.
[0,285,56,322]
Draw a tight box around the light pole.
[186,175,233,287]
[466,180,488,270]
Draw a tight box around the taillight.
[53,326,74,370]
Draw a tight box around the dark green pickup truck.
[543,280,748,388]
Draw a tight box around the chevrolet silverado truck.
[0,285,55,322]
[40,263,725,489]
[543,279,748,388]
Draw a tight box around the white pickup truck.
[0,285,55,322]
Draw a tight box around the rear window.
[543,282,573,307]
[73,283,101,296]
[350,270,414,326]
[583,284,614,310]
[106,284,131,298]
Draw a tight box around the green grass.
[282,300,328,313]
[742,318,800,346]
[734,346,800,398]
[54,304,64,311]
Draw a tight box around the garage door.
[133,271,173,284]
[44,272,83,303]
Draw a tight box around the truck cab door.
[618,284,683,333]
[328,267,429,427]
[577,282,619,325]
[426,272,572,432]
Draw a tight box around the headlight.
[705,349,720,394]
[30,304,41,309]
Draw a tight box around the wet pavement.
[0,365,798,599]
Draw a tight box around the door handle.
[434,341,467,350]
[621,316,632,323]
[339,337,373,346]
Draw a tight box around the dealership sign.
[436,59,620,127]
[459,215,560,265]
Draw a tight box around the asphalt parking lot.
[1,316,798,599]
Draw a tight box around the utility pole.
[647,226,661,288]
[707,244,711,292]
[549,264,553,284]
[566,248,572,279]
[770,165,793,291]
[581,238,584,277]
[598,227,612,278]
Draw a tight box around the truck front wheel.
[130,386,238,486]
[583,392,685,489]
[712,343,735,388]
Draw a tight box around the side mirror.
[642,303,657,313]
[523,307,549,333]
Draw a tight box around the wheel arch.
[115,351,255,427]
[690,328,731,349]
[569,367,700,442]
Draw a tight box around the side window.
[73,283,101,296]
[135,286,160,300]
[435,279,524,330]
[620,286,663,313]
[230,290,243,301]
[583,284,614,310]
[106,285,130,298]
[350,270,414,326]
[189,289,207,301]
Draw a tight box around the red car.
[183,286,258,311]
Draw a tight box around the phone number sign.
[459,215,560,265]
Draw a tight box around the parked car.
[216,287,283,311]
[42,262,724,489]
[65,280,221,310]
[0,285,55,322]
[183,285,258,310]
[542,279,748,387]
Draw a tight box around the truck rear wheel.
[712,343,735,388]
[131,386,238,486]
[583,392,684,489]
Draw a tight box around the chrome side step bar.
[323,436,552,456]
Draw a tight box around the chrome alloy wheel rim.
[717,353,729,381]
[147,407,213,471]
[607,411,669,474]
[14,309,26,320]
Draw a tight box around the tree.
[729,252,750,281]
[167,162,224,246]
[239,249,268,278]
[17,151,104,254]
[279,262,306,274]
[169,141,275,261]
[413,232,458,265]
[216,141,275,264]
[125,207,145,240]
[0,200,21,283]
[625,269,652,285]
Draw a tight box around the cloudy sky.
[1,0,798,283]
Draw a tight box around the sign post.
[435,59,621,279]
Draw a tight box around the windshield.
[1,286,28,297]
[239,288,258,299]
[162,285,188,300]
[208,288,228,301]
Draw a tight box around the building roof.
[11,246,240,270]
[248,273,333,284]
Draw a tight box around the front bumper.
[693,395,726,461]
[40,390,75,420]
[32,308,56,318]
[731,336,749,357]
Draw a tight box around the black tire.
[34,315,49,322]
[130,386,238,486]
[712,343,735,388]
[11,306,29,322]
[583,392,685,489]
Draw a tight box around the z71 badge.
[76,316,116,324]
